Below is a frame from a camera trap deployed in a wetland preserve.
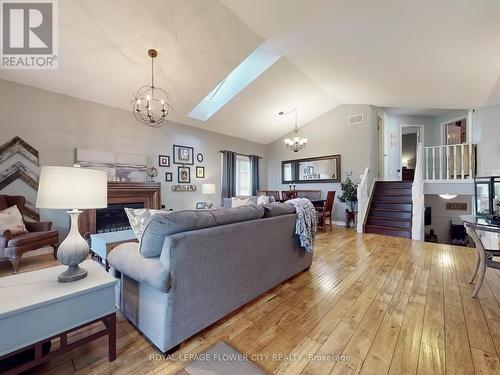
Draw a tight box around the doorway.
[400,125,423,181]
[442,116,467,145]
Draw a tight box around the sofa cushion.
[210,205,264,226]
[0,205,27,235]
[140,210,217,257]
[139,206,265,258]
[108,242,171,292]
[231,197,252,208]
[223,196,258,208]
[263,203,296,218]
[7,230,58,247]
[125,207,164,240]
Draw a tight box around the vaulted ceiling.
[1,0,499,144]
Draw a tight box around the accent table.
[0,260,117,374]
[90,229,138,271]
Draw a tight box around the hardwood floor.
[2,228,500,374]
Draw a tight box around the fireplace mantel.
[78,182,161,236]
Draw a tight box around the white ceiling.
[221,0,500,109]
[1,0,499,144]
[382,108,454,117]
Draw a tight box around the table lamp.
[202,183,216,208]
[36,166,107,282]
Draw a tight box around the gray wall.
[266,104,378,222]
[0,79,266,236]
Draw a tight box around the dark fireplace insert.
[95,202,144,233]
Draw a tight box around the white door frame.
[399,124,424,181]
[377,112,385,180]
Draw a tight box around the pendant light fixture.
[132,49,173,128]
[280,108,308,152]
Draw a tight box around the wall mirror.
[281,155,341,184]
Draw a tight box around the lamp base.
[58,265,88,283]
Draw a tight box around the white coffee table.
[0,260,117,374]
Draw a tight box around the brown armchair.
[0,195,59,273]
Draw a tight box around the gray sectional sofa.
[108,204,313,353]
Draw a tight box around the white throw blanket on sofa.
[285,198,317,252]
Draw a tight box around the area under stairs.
[365,181,412,239]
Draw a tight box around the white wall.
[384,114,436,180]
[0,79,266,236]
[472,105,500,175]
[383,109,469,180]
[266,104,378,222]
[425,194,472,244]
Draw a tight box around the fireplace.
[95,202,144,233]
[79,182,161,236]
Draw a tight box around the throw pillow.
[257,195,270,205]
[231,197,252,208]
[0,205,27,235]
[125,208,163,240]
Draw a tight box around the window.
[235,154,251,196]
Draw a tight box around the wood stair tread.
[372,200,412,204]
[369,208,411,213]
[365,224,411,231]
[367,215,411,222]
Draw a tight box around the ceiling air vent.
[348,113,364,125]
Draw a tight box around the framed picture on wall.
[196,166,205,178]
[158,155,170,167]
[173,145,194,165]
[178,166,191,183]
[165,172,172,182]
[196,201,207,209]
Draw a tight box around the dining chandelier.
[132,49,173,128]
[280,108,308,152]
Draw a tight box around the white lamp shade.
[202,183,216,195]
[36,166,108,209]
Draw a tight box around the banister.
[356,167,373,233]
[422,142,476,182]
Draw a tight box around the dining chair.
[295,190,322,200]
[317,191,335,232]
[281,190,298,201]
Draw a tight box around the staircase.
[365,181,412,239]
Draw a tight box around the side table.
[90,230,138,271]
[0,260,117,374]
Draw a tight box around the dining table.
[460,215,500,297]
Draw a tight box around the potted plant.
[338,178,358,228]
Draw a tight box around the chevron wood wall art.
[0,136,39,166]
[0,137,40,220]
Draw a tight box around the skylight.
[188,45,282,121]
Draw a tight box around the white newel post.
[357,167,370,233]
[411,143,425,240]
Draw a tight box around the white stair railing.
[357,167,372,233]
[423,143,476,181]
[412,143,424,240]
